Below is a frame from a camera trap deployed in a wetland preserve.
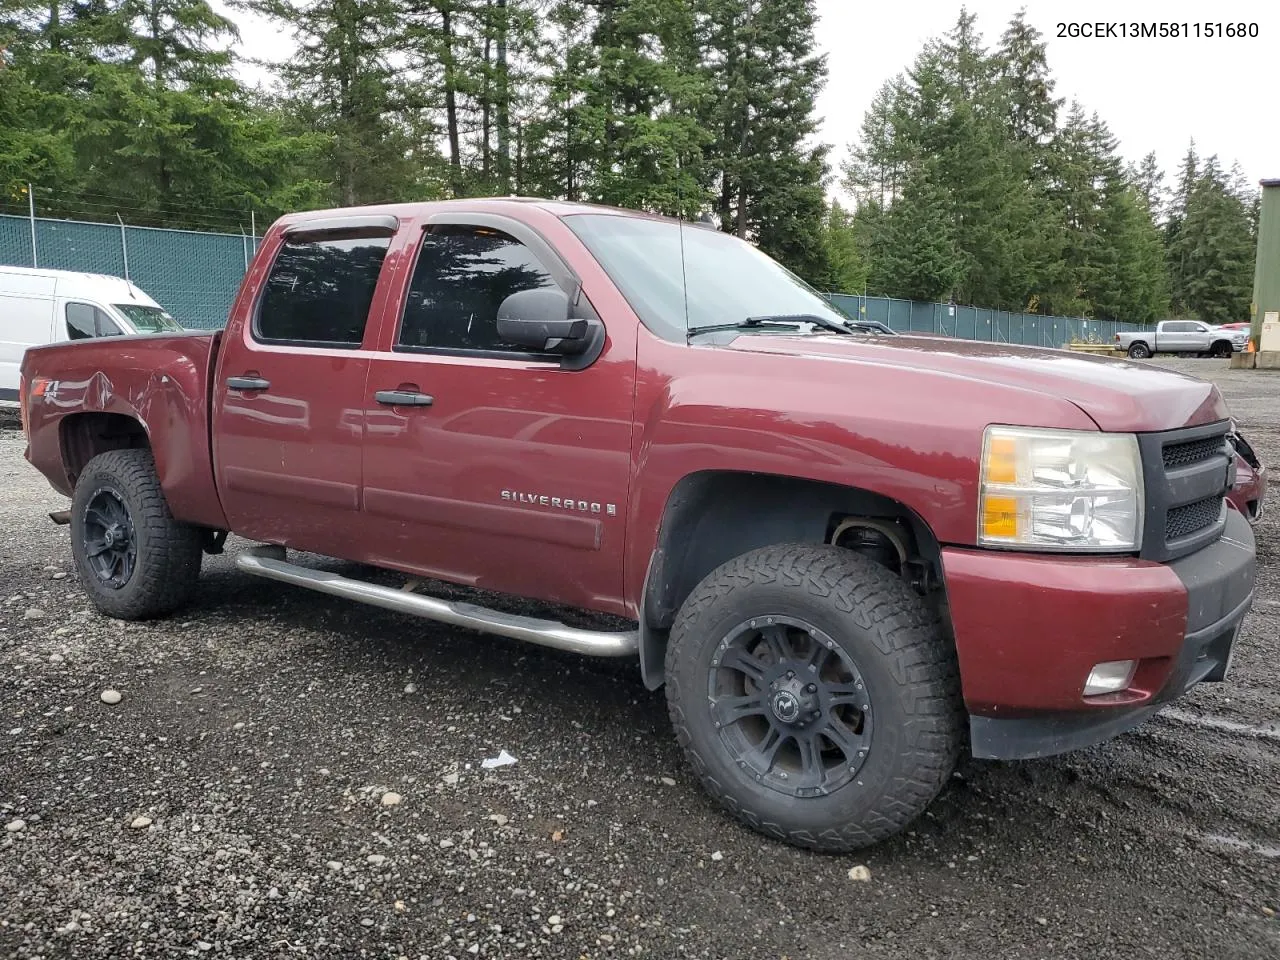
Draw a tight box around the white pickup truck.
[1116,320,1248,359]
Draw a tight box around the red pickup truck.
[18,199,1264,852]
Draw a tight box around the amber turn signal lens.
[985,435,1017,484]
[981,495,1019,539]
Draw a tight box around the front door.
[359,218,636,614]
[211,225,395,557]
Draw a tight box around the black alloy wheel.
[708,616,873,798]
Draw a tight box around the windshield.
[112,303,184,333]
[562,214,854,341]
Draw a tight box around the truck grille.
[1166,496,1225,541]
[1138,421,1232,562]
[1163,435,1229,469]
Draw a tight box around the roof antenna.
[678,186,691,341]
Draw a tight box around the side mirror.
[496,288,592,355]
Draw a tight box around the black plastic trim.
[1137,420,1232,561]
[282,214,400,241]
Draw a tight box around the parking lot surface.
[1,357,1278,959]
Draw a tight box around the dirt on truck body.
[16,197,1267,851]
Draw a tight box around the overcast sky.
[216,0,1278,199]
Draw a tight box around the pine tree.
[871,158,961,301]
[840,75,911,208]
[246,0,421,206]
[699,0,832,282]
[1129,151,1165,225]
[1173,157,1256,323]
[820,199,868,293]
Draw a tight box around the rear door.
[210,216,398,557]
[357,215,636,612]
[1161,321,1197,351]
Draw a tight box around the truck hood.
[723,333,1228,432]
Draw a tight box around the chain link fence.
[826,294,1151,347]
[0,213,258,329]
[1,211,1157,346]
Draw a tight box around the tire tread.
[664,543,963,853]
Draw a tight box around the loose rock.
[381,791,402,807]
[130,816,153,829]
[848,865,871,882]
[5,819,25,833]
[23,608,45,619]
[100,689,122,705]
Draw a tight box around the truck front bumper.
[941,508,1256,760]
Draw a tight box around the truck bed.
[20,331,227,531]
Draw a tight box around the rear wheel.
[70,449,202,620]
[1127,342,1151,359]
[664,544,963,852]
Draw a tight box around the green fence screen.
[0,213,258,329]
[825,294,1150,347]
[2,213,1154,345]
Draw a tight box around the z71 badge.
[501,490,617,516]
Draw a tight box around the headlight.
[978,426,1144,551]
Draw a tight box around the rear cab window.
[254,233,392,347]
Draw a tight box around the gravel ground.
[1,358,1278,960]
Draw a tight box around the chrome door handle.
[375,390,434,407]
[226,376,271,391]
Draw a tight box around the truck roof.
[271,197,715,233]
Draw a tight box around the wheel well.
[60,413,150,487]
[1211,339,1232,352]
[638,471,947,689]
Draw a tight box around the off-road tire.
[1127,342,1151,359]
[70,449,203,620]
[1211,340,1233,359]
[664,543,963,853]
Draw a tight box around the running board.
[234,546,639,658]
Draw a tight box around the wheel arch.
[59,412,151,488]
[638,470,946,690]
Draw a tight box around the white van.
[0,266,184,407]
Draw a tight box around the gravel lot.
[2,357,1278,960]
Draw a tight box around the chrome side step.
[234,545,639,658]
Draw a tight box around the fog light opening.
[1084,660,1138,697]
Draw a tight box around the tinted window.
[398,225,559,354]
[257,235,391,345]
[66,303,96,340]
[1165,321,1197,333]
[66,303,120,339]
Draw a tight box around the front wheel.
[1127,342,1151,359]
[70,449,203,620]
[664,544,963,852]
[1211,341,1233,359]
